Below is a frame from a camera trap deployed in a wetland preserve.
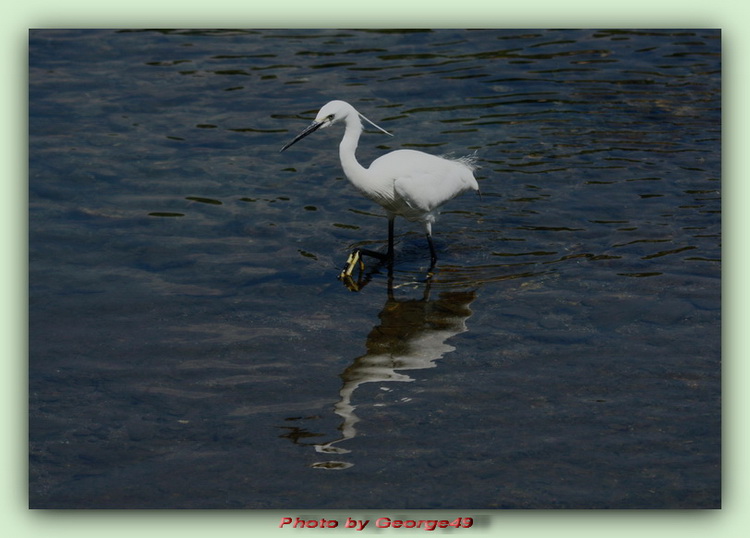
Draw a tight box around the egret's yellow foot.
[339,250,364,280]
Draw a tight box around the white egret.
[280,100,479,278]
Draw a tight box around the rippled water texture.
[29,29,720,508]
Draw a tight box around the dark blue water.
[29,29,720,509]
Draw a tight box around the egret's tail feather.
[440,150,479,171]
[456,150,480,170]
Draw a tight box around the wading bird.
[280,100,479,280]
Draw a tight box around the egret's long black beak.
[280,120,325,152]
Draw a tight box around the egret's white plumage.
[280,100,479,270]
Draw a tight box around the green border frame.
[10,2,743,536]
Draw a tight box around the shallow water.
[29,29,720,508]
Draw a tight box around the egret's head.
[314,100,355,128]
[280,100,391,152]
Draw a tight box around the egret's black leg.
[339,216,397,285]
[356,249,388,261]
[386,216,395,261]
[426,233,438,267]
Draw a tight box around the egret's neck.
[338,116,369,188]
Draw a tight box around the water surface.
[29,29,720,509]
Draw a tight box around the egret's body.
[280,100,479,275]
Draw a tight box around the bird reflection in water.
[280,276,476,470]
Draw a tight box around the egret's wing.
[368,149,478,215]
[393,164,477,213]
